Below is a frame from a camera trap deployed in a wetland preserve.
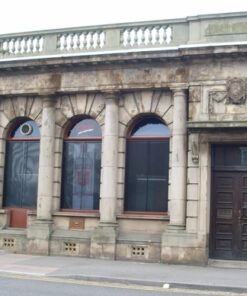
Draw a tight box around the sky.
[1,0,247,34]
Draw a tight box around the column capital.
[170,84,188,95]
[171,88,187,96]
[42,95,56,108]
[102,90,120,101]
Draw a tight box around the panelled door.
[210,145,247,260]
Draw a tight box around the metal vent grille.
[64,242,77,253]
[3,238,15,248]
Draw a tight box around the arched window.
[125,116,170,212]
[61,118,102,210]
[3,119,40,210]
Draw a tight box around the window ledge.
[117,213,169,221]
[0,209,9,214]
[27,210,37,216]
[53,211,100,218]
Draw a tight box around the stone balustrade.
[0,11,247,59]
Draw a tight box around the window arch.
[3,119,40,209]
[125,116,170,212]
[61,118,102,210]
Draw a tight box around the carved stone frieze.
[226,78,246,104]
[208,78,247,116]
[209,91,227,103]
[208,91,227,114]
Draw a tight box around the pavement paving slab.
[0,252,247,293]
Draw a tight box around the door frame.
[197,132,247,261]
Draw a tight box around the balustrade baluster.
[23,37,28,53]
[166,26,172,44]
[30,37,34,52]
[161,26,167,44]
[10,39,15,54]
[4,39,10,54]
[76,33,81,49]
[57,34,61,50]
[126,29,131,46]
[11,39,16,54]
[141,27,146,45]
[134,28,138,46]
[64,34,69,51]
[148,27,153,44]
[155,26,160,44]
[89,32,94,48]
[70,33,74,50]
[37,36,42,51]
[96,31,101,48]
[83,33,88,49]
[16,38,21,54]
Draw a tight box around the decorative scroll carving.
[227,78,246,104]
[191,140,199,164]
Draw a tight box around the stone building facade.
[0,11,247,264]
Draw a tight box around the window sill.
[0,209,9,214]
[117,213,169,221]
[53,211,100,218]
[27,210,37,216]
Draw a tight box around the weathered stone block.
[90,224,117,259]
[186,217,198,233]
[187,184,199,201]
[187,167,199,184]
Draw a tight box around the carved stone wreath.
[227,78,246,104]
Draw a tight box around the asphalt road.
[0,274,243,296]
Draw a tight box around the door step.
[208,259,247,269]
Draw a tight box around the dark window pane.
[11,120,40,139]
[22,142,39,207]
[212,144,247,167]
[125,141,148,211]
[61,141,101,210]
[147,141,169,211]
[68,119,101,138]
[4,141,39,208]
[131,118,170,137]
[125,140,169,212]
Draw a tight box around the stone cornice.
[0,42,247,72]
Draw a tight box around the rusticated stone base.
[161,231,208,265]
[27,220,52,255]
[90,223,117,260]
[161,246,208,265]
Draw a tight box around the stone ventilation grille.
[64,242,77,253]
[3,238,15,248]
[131,245,146,258]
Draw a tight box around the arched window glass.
[10,120,40,138]
[131,117,170,137]
[61,118,102,210]
[3,119,40,210]
[125,117,170,212]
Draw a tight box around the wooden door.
[210,144,247,260]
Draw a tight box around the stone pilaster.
[168,88,187,230]
[27,96,55,255]
[161,87,190,263]
[36,97,55,221]
[91,93,119,259]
